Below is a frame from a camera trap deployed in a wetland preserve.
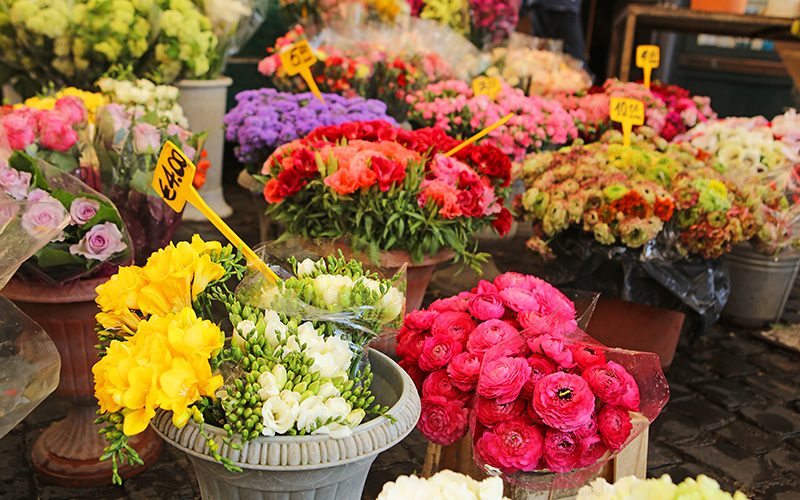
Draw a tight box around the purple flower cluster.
[223,89,396,168]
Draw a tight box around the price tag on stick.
[153,141,279,282]
[609,97,644,148]
[280,40,324,103]
[445,113,513,157]
[635,44,660,89]
[472,77,502,100]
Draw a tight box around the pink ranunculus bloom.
[429,294,470,313]
[569,344,607,371]
[519,354,559,399]
[399,358,426,393]
[132,122,161,155]
[475,418,544,473]
[422,369,470,404]
[583,361,640,412]
[395,327,429,363]
[477,355,531,404]
[418,395,469,446]
[37,110,78,151]
[403,310,439,331]
[475,395,527,427]
[446,351,482,391]
[574,411,598,438]
[577,433,609,469]
[597,405,633,450]
[498,287,539,313]
[68,197,100,226]
[543,429,583,473]
[527,333,577,370]
[430,311,476,344]
[0,161,32,200]
[54,95,87,125]
[493,272,537,291]
[466,319,519,357]
[1,109,37,150]
[468,293,506,321]
[418,333,463,372]
[532,372,595,432]
[472,279,499,295]
[69,222,127,261]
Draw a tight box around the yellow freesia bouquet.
[92,235,405,483]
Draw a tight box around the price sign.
[609,97,644,147]
[153,141,279,282]
[472,77,502,100]
[635,44,660,89]
[445,113,513,157]
[280,41,324,102]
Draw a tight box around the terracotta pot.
[690,0,747,13]
[585,297,684,371]
[1,277,162,487]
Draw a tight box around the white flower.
[296,322,325,354]
[316,382,340,400]
[233,319,256,350]
[310,352,344,380]
[345,408,365,427]
[257,371,281,400]
[323,335,352,367]
[261,395,298,437]
[377,471,510,500]
[279,389,302,406]
[323,396,351,419]
[379,286,405,322]
[295,258,317,277]
[296,395,331,433]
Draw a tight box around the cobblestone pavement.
[4,182,800,499]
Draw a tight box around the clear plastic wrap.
[470,326,669,491]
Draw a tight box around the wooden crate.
[422,426,649,500]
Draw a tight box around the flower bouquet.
[395,271,668,490]
[223,88,396,178]
[96,76,188,128]
[93,235,406,483]
[405,79,582,162]
[408,0,520,49]
[577,474,750,500]
[377,470,509,500]
[258,119,513,270]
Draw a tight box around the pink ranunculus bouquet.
[396,271,669,486]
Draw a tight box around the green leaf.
[34,246,85,268]
[129,170,158,196]
[40,151,79,174]
[9,151,48,191]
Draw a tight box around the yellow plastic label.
[635,44,660,89]
[279,41,324,103]
[472,77,502,100]
[153,141,196,212]
[445,113,513,157]
[609,97,644,147]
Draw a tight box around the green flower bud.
[294,382,307,393]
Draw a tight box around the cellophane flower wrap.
[258,25,452,121]
[93,235,405,484]
[405,79,582,162]
[377,470,509,500]
[223,88,396,177]
[577,474,750,500]
[93,103,206,265]
[258,119,513,269]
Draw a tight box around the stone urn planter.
[151,349,421,500]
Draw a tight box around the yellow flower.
[707,179,728,198]
[96,309,141,334]
[96,266,145,331]
[190,234,222,256]
[192,254,225,299]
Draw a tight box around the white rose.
[295,258,317,277]
[317,382,340,400]
[261,395,298,436]
[296,396,331,433]
[379,287,405,322]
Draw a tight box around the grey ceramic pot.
[151,349,421,500]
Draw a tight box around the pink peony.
[498,287,539,313]
[418,333,463,372]
[430,311,476,344]
[1,109,37,150]
[570,344,607,371]
[532,372,595,432]
[37,110,78,151]
[476,396,527,427]
[422,369,470,403]
[68,197,99,226]
[69,222,127,261]
[583,361,640,412]
[418,395,469,446]
[597,405,633,450]
[527,334,577,370]
[0,161,31,200]
[132,122,161,154]
[466,319,519,357]
[519,354,559,399]
[395,327,429,363]
[543,429,583,473]
[468,293,506,320]
[577,433,609,469]
[446,351,482,391]
[475,418,544,473]
[404,310,439,331]
[477,355,531,404]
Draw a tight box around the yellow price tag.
[472,77,502,100]
[635,45,660,89]
[153,141,278,282]
[445,113,513,157]
[280,41,324,103]
[609,97,644,147]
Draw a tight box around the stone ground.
[4,181,800,499]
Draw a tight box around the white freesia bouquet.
[377,470,510,500]
[577,474,750,500]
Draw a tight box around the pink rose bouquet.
[396,271,669,486]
